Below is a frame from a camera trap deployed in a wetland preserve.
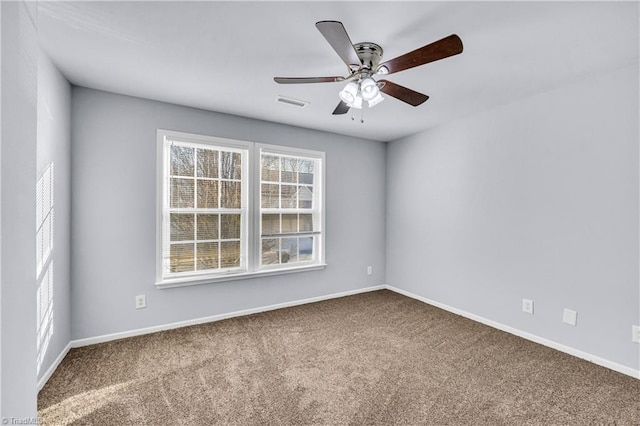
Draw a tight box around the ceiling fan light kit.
[339,78,383,109]
[274,20,463,117]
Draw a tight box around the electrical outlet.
[562,308,577,326]
[633,325,640,343]
[367,266,373,276]
[135,294,146,309]
[522,299,534,314]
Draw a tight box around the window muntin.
[157,130,325,286]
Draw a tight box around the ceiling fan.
[274,21,463,115]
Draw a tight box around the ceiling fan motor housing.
[353,42,383,78]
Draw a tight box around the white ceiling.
[38,1,639,142]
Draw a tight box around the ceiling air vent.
[276,96,309,108]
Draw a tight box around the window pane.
[261,155,279,182]
[220,181,241,208]
[220,151,241,180]
[261,238,279,265]
[281,185,297,208]
[197,214,218,240]
[262,214,279,236]
[221,214,241,239]
[299,159,314,174]
[36,228,43,270]
[282,157,298,183]
[299,237,313,261]
[171,145,194,177]
[197,149,218,178]
[170,178,194,208]
[197,242,218,270]
[170,213,194,241]
[220,241,240,268]
[299,214,313,232]
[170,243,194,273]
[282,214,297,233]
[261,184,279,208]
[283,157,297,172]
[299,172,314,185]
[233,152,242,179]
[298,185,313,209]
[281,170,296,183]
[43,215,52,257]
[281,238,298,263]
[197,180,218,209]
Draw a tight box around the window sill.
[156,263,328,289]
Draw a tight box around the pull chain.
[349,109,365,123]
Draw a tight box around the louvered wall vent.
[276,96,309,108]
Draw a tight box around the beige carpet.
[38,290,640,425]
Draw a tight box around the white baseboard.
[71,285,387,348]
[41,283,637,392]
[37,341,71,391]
[385,285,640,380]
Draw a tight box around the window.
[157,130,325,287]
[160,138,248,277]
[260,152,321,268]
[36,163,54,373]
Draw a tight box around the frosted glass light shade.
[360,78,379,101]
[339,82,358,104]
[367,92,384,107]
[349,96,363,109]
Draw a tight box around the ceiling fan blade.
[274,76,345,84]
[332,100,350,115]
[378,80,429,106]
[315,21,361,68]
[377,34,463,75]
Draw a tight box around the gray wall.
[71,87,386,340]
[386,64,640,370]
[36,51,71,383]
[0,1,38,418]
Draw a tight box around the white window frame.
[156,130,326,288]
